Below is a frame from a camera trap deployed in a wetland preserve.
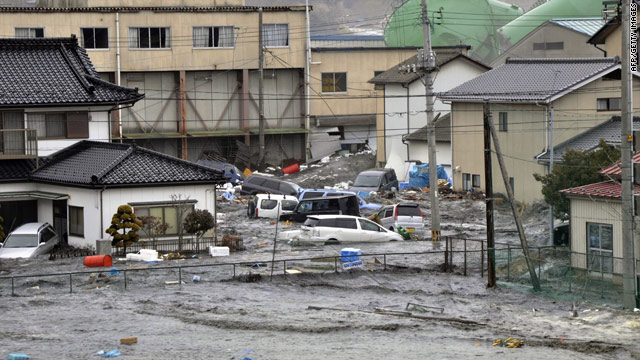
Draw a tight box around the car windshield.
[303,218,319,227]
[397,205,421,216]
[281,200,298,211]
[3,234,38,248]
[353,174,379,187]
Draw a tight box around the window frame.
[15,27,45,38]
[597,97,622,111]
[69,206,84,237]
[462,173,471,191]
[129,27,171,50]
[472,174,481,188]
[586,222,614,273]
[321,72,348,94]
[192,26,235,49]
[498,112,508,132]
[27,112,89,140]
[262,23,289,48]
[80,27,110,51]
[133,203,194,237]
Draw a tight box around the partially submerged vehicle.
[247,194,299,219]
[349,168,399,194]
[298,188,382,211]
[280,194,360,223]
[240,174,301,196]
[299,215,404,244]
[375,203,425,233]
[0,222,59,259]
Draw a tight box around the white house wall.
[408,141,452,179]
[382,59,485,175]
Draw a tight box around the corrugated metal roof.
[440,57,619,102]
[537,116,640,163]
[560,181,640,199]
[599,152,640,177]
[549,18,605,36]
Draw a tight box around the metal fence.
[1,236,628,308]
[111,236,219,256]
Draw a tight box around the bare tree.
[139,215,170,250]
[170,194,193,253]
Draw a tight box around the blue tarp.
[407,164,451,189]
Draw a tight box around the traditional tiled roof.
[599,152,640,178]
[0,159,37,182]
[30,141,225,187]
[0,37,143,107]
[369,51,489,85]
[560,181,640,199]
[549,18,605,36]
[404,113,451,143]
[439,57,620,102]
[536,116,640,163]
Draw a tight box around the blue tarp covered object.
[407,164,451,189]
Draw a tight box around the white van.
[247,194,299,219]
[376,203,424,233]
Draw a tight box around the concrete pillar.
[96,239,111,255]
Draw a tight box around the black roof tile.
[0,37,143,107]
[30,141,225,187]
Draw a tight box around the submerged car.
[280,194,360,223]
[247,194,299,219]
[197,160,245,185]
[376,203,425,233]
[349,168,399,194]
[298,189,382,211]
[0,222,59,259]
[299,215,403,244]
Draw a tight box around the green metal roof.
[384,0,523,64]
[497,0,603,50]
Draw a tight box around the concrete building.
[369,49,489,179]
[440,57,640,203]
[308,35,418,158]
[0,1,309,168]
[492,18,605,67]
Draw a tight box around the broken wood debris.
[405,302,444,314]
[307,306,484,326]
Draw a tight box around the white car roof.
[255,194,298,200]
[307,215,368,220]
[10,222,48,234]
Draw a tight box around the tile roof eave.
[0,95,145,108]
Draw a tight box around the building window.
[1,111,26,155]
[322,72,347,93]
[597,98,621,111]
[129,27,171,49]
[81,28,109,49]
[462,173,471,191]
[509,177,514,192]
[587,223,613,273]
[193,26,234,48]
[263,23,289,47]
[27,112,89,139]
[69,206,84,237]
[499,112,508,132]
[15,27,44,38]
[134,204,194,236]
[472,174,481,188]
[533,42,564,50]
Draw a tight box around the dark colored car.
[279,194,360,223]
[197,160,245,185]
[240,174,301,196]
[349,168,399,194]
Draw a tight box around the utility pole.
[484,102,495,287]
[420,0,441,241]
[304,0,312,162]
[621,0,636,309]
[258,7,266,169]
[549,106,554,246]
[488,114,541,291]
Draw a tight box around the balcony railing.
[0,128,37,160]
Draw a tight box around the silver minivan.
[376,203,424,233]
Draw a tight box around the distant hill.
[247,0,549,36]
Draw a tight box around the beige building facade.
[445,62,640,203]
[0,3,308,166]
[309,36,417,153]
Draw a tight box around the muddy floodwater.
[1,154,639,359]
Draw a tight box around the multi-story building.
[0,0,308,168]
